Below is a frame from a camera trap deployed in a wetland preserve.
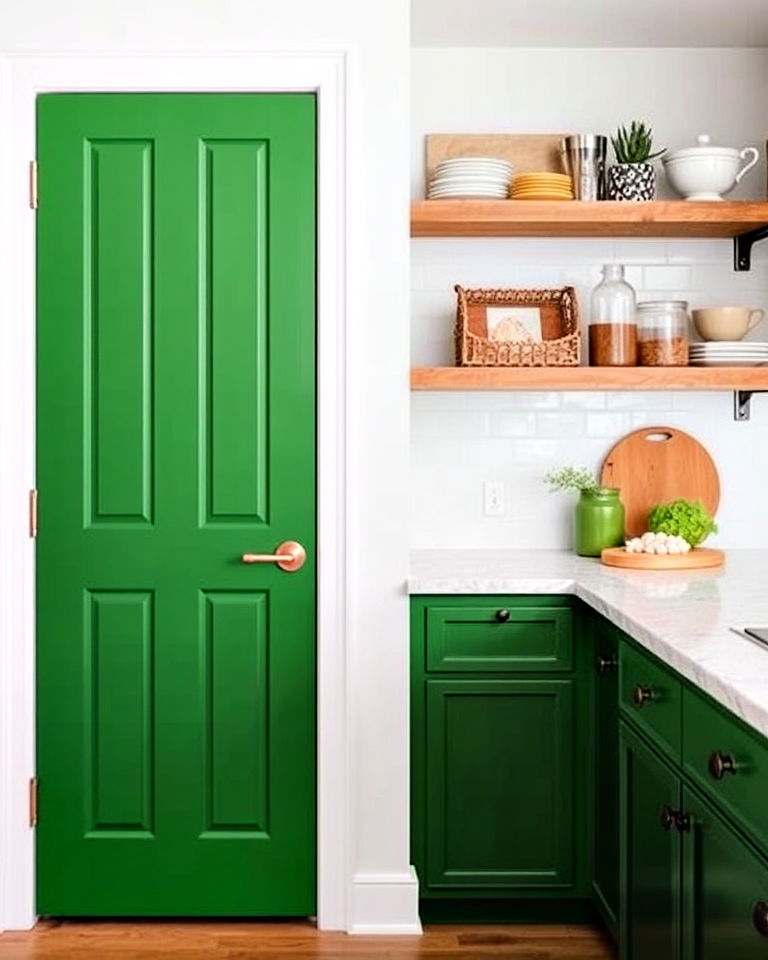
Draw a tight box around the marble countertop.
[410,549,768,739]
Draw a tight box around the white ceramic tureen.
[663,134,759,201]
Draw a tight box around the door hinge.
[29,777,38,828]
[29,489,38,538]
[29,160,38,210]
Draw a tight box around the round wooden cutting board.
[601,546,725,570]
[600,426,720,538]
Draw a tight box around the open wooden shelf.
[411,200,768,239]
[411,366,768,391]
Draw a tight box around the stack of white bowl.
[427,157,512,199]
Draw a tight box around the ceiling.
[412,0,768,47]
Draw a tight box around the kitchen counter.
[410,549,768,740]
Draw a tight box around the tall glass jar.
[589,264,638,366]
[637,301,690,366]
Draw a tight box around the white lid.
[664,134,739,162]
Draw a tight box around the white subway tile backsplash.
[536,412,584,437]
[411,409,489,438]
[489,412,537,438]
[642,265,693,290]
[561,391,605,410]
[585,412,634,438]
[606,391,674,411]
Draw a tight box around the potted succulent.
[608,121,666,201]
[544,466,625,557]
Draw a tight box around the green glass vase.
[574,488,625,557]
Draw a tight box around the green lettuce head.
[647,499,718,548]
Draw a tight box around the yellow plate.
[511,194,574,201]
[511,186,573,193]
[512,190,574,198]
[513,176,572,185]
[514,173,571,181]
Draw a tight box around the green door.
[620,723,682,960]
[36,93,316,916]
[424,678,575,890]
[682,787,768,959]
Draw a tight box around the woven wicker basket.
[455,285,581,367]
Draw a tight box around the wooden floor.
[0,920,616,959]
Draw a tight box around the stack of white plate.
[427,157,512,199]
[689,341,768,367]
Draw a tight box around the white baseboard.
[348,866,422,935]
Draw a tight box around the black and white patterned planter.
[607,163,656,201]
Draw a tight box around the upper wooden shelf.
[410,200,768,239]
[411,366,768,391]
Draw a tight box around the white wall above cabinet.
[413,0,768,48]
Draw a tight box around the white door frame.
[0,51,354,932]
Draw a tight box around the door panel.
[620,722,682,960]
[87,590,154,834]
[36,93,316,916]
[87,139,155,525]
[682,787,768,960]
[201,139,269,524]
[425,678,575,889]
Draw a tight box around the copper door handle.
[241,541,306,572]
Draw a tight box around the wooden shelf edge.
[411,366,768,391]
[411,199,768,239]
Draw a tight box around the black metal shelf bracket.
[734,390,768,421]
[734,224,768,271]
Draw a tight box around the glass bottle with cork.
[589,264,637,366]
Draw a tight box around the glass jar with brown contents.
[589,264,638,366]
[637,301,690,366]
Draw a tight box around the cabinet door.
[620,722,682,960]
[682,786,768,960]
[593,620,619,934]
[425,679,574,890]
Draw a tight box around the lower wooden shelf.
[411,366,768,391]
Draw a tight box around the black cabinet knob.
[633,685,654,707]
[708,750,736,781]
[597,654,618,674]
[496,609,510,622]
[660,805,690,832]
[753,900,768,937]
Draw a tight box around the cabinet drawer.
[425,604,573,672]
[619,642,681,757]
[683,686,768,851]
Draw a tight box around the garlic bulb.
[625,531,692,555]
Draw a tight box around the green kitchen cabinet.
[592,619,620,936]
[682,786,768,959]
[423,677,575,890]
[411,596,590,913]
[619,721,682,960]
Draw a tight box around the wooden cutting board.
[600,426,720,538]
[601,547,725,570]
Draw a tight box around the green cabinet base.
[419,897,603,925]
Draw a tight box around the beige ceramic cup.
[692,306,765,341]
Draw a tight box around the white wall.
[411,47,768,550]
[0,0,415,934]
